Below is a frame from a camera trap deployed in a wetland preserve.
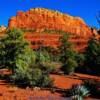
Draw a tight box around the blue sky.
[0,0,100,28]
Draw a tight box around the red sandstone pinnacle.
[8,8,95,38]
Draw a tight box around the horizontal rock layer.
[8,8,99,52]
[8,8,94,38]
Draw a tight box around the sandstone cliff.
[8,8,94,38]
[0,25,6,32]
[8,8,99,52]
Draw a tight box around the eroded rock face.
[0,25,6,32]
[8,8,93,38]
[8,8,99,52]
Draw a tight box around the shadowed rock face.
[8,8,93,38]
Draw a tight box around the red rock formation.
[8,8,93,37]
[0,25,6,37]
[8,8,99,52]
[24,33,89,52]
[0,25,6,32]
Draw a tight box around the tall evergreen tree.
[0,28,53,87]
[85,37,100,75]
[0,28,32,72]
[58,34,78,74]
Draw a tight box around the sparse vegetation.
[0,28,53,88]
[0,28,30,71]
[43,29,67,34]
[58,34,80,75]
[66,84,89,100]
[83,79,100,98]
[85,37,100,75]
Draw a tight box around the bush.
[42,47,60,62]
[11,65,53,88]
[0,28,53,88]
[66,84,89,100]
[75,53,85,67]
[83,79,100,98]
[10,49,53,87]
[0,28,30,71]
[38,74,53,87]
[34,46,57,73]
[58,34,79,75]
[62,58,78,75]
[85,37,100,75]
[26,68,53,87]
[40,62,57,73]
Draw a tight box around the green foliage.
[75,53,85,66]
[62,58,78,75]
[34,46,56,72]
[42,46,60,62]
[0,28,30,71]
[59,34,77,62]
[85,37,100,75]
[41,62,57,73]
[83,79,100,98]
[27,68,42,86]
[0,28,53,88]
[38,74,53,87]
[59,34,69,63]
[11,46,53,87]
[36,47,51,64]
[75,53,85,73]
[11,49,36,80]
[58,34,79,74]
[66,84,89,100]
[11,63,53,87]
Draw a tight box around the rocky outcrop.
[0,25,6,32]
[8,8,94,38]
[0,25,6,37]
[8,8,99,52]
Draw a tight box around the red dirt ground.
[0,69,99,100]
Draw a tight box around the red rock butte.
[8,8,99,52]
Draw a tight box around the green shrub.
[58,34,79,74]
[0,28,53,88]
[38,74,53,87]
[43,47,60,62]
[75,53,85,66]
[10,49,54,87]
[83,79,100,98]
[34,46,57,73]
[62,59,78,75]
[40,62,57,73]
[0,28,30,71]
[66,84,89,100]
[85,37,100,75]
[11,65,53,88]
